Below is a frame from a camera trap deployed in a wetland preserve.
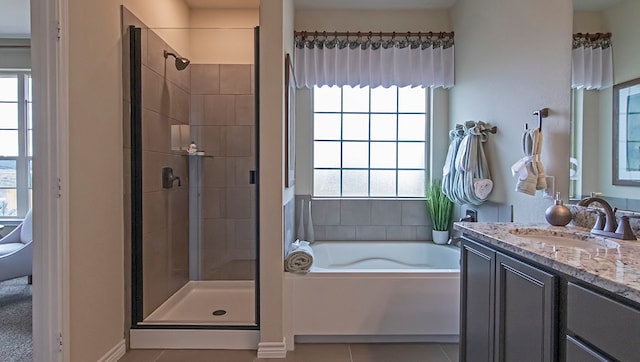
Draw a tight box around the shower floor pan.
[141,280,256,326]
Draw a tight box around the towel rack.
[483,125,498,134]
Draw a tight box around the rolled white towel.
[284,240,314,273]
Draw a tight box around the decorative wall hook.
[532,108,549,131]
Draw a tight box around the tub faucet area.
[577,196,637,240]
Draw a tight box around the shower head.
[163,50,191,71]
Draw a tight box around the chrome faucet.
[578,196,637,240]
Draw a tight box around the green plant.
[426,179,454,231]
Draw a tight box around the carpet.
[0,277,32,361]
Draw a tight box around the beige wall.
[450,0,573,222]
[68,0,125,360]
[189,9,259,64]
[295,9,451,32]
[258,0,293,349]
[122,0,190,56]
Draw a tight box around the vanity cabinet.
[460,238,557,362]
[460,239,495,361]
[566,282,640,362]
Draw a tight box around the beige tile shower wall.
[191,64,256,281]
[141,27,191,317]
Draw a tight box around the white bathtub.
[310,240,460,272]
[285,241,460,346]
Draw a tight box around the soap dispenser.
[545,192,572,226]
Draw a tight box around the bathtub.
[285,241,460,345]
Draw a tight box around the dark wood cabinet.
[565,335,609,362]
[567,283,640,361]
[461,238,557,362]
[460,240,496,362]
[495,253,557,362]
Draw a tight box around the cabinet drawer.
[567,283,640,361]
[566,336,610,362]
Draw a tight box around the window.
[313,85,427,198]
[0,72,32,218]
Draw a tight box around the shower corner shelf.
[189,153,213,158]
[180,151,213,158]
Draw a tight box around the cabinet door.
[495,253,557,362]
[566,336,611,362]
[460,239,496,362]
[567,282,640,361]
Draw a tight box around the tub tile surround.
[454,222,640,304]
[284,198,296,256]
[295,195,433,242]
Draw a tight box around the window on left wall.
[0,72,32,218]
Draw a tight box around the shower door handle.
[249,170,256,185]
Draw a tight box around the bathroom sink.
[508,228,620,251]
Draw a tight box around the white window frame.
[0,71,32,218]
[311,85,430,199]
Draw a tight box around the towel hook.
[533,108,549,131]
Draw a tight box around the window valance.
[293,31,455,89]
[572,33,613,90]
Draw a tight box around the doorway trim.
[31,0,69,361]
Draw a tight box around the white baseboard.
[257,339,287,358]
[130,329,259,349]
[97,339,126,362]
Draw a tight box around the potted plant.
[426,179,454,244]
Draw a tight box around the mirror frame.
[613,77,640,186]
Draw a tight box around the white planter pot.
[432,230,450,245]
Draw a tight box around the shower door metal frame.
[128,25,261,330]
[129,25,144,325]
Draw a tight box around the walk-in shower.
[123,6,260,348]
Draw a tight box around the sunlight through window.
[313,85,427,198]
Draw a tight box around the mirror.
[613,77,640,186]
[571,0,640,202]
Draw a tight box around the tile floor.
[118,343,459,362]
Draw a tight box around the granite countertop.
[454,222,640,305]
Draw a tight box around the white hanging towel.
[443,125,465,202]
[443,121,495,205]
[512,128,546,195]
